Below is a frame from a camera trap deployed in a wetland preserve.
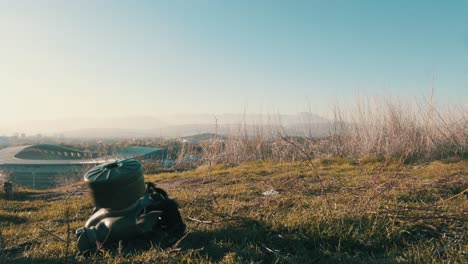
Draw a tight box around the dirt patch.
[55,185,88,200]
[27,192,62,201]
[155,178,212,189]
[27,185,88,201]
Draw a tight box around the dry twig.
[436,188,468,205]
[37,226,67,243]
[187,217,214,224]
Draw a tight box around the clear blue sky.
[0,0,467,123]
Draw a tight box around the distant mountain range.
[1,113,331,139]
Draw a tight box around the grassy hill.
[0,158,466,263]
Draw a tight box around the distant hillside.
[2,113,331,139]
[178,133,226,143]
[1,116,168,136]
[62,128,163,139]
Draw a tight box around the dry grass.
[202,97,467,164]
[0,159,466,263]
[330,96,467,161]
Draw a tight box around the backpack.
[76,182,186,252]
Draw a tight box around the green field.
[0,158,466,263]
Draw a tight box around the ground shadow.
[0,215,445,263]
[177,215,447,263]
[0,214,27,225]
[0,191,62,202]
[177,217,376,263]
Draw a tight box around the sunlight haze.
[0,0,467,133]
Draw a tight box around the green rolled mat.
[84,159,146,210]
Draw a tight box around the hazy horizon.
[0,112,329,136]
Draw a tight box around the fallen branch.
[382,213,466,221]
[170,231,190,251]
[187,217,213,224]
[436,188,468,205]
[37,226,66,243]
[261,243,289,261]
[278,134,333,216]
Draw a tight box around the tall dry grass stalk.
[202,96,467,164]
[332,96,467,161]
